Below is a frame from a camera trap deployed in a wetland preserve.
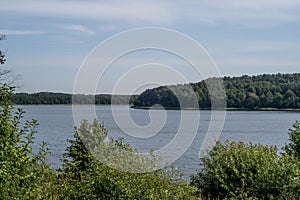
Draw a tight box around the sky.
[0,0,300,94]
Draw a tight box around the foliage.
[191,141,300,199]
[60,119,198,199]
[0,35,11,82]
[0,35,6,65]
[134,73,300,109]
[0,83,58,199]
[285,121,300,158]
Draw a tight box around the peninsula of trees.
[133,73,300,110]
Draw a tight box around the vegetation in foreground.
[191,135,300,199]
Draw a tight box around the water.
[20,105,299,178]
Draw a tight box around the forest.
[13,92,138,105]
[133,73,300,109]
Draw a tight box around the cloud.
[2,0,300,29]
[63,25,95,35]
[0,29,46,35]
[0,0,171,24]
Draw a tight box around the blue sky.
[0,0,300,93]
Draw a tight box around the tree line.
[14,92,138,105]
[133,73,300,109]
[13,73,300,109]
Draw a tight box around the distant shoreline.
[15,104,300,112]
[14,73,300,111]
[16,104,131,106]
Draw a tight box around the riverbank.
[16,104,300,112]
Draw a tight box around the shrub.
[60,119,198,199]
[191,141,300,199]
[285,121,300,158]
[0,84,57,199]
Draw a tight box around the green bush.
[191,141,300,199]
[285,121,300,158]
[0,84,58,199]
[60,119,198,200]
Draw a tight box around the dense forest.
[133,73,300,109]
[14,92,138,105]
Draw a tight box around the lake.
[20,105,299,179]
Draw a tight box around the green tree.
[264,90,274,107]
[61,120,197,200]
[244,93,260,109]
[0,35,5,65]
[273,92,284,108]
[283,89,297,108]
[0,43,56,199]
[0,35,11,82]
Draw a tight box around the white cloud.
[0,0,171,24]
[0,29,46,35]
[63,25,95,35]
[1,0,300,28]
[2,0,300,30]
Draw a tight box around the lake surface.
[20,105,299,179]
